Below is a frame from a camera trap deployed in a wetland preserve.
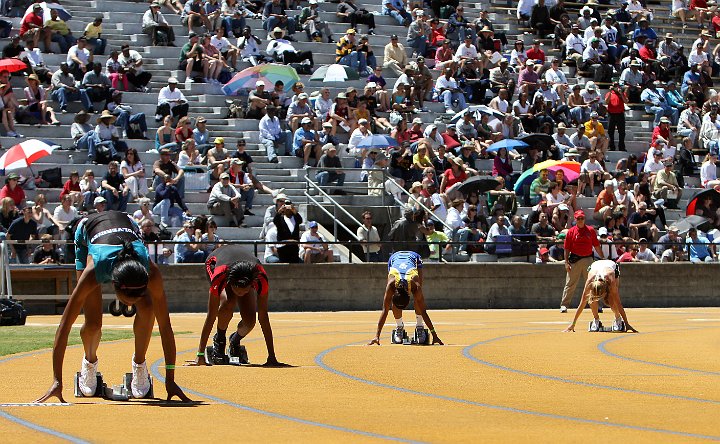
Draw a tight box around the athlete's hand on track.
[35,380,65,403]
[165,380,192,402]
[562,325,575,332]
[431,336,444,345]
[184,356,209,366]
[368,338,380,345]
[625,324,639,333]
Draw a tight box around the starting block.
[205,345,250,365]
[73,371,153,400]
[391,328,430,345]
[588,319,626,333]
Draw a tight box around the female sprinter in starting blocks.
[36,211,190,403]
[369,250,443,345]
[563,259,638,333]
[190,245,284,366]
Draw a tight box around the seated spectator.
[7,205,38,264]
[153,176,190,227]
[337,0,376,35]
[60,171,83,207]
[200,219,222,258]
[316,144,346,195]
[293,117,321,168]
[262,0,296,39]
[143,2,176,46]
[153,148,185,197]
[19,4,48,51]
[32,234,62,264]
[300,221,333,263]
[616,243,640,262]
[118,44,152,92]
[336,28,368,75]
[133,198,155,226]
[91,110,126,163]
[107,91,148,140]
[357,210,382,261]
[67,37,92,80]
[50,63,93,114]
[206,137,232,182]
[686,227,716,263]
[531,212,556,242]
[486,214,509,254]
[155,77,189,121]
[382,0,411,26]
[182,0,213,32]
[594,180,619,223]
[0,173,25,208]
[0,197,18,232]
[435,68,466,114]
[44,8,76,54]
[628,201,659,241]
[208,172,245,226]
[78,170,99,210]
[636,238,659,262]
[83,16,107,55]
[120,148,148,201]
[652,161,682,209]
[227,159,255,215]
[529,169,552,205]
[458,204,486,253]
[174,222,206,263]
[700,152,720,189]
[287,93,316,132]
[100,161,129,212]
[260,106,292,163]
[579,151,611,196]
[22,74,60,126]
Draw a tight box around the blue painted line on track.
[314,338,720,441]
[597,327,720,376]
[149,330,425,444]
[462,330,720,404]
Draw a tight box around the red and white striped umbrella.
[0,139,59,172]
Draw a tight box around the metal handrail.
[380,170,454,233]
[303,175,364,242]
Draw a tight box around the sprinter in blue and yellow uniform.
[36,210,190,403]
[369,251,443,346]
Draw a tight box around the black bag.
[95,144,114,165]
[0,299,27,326]
[290,63,312,75]
[38,167,62,188]
[126,123,144,140]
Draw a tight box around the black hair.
[392,281,410,309]
[227,261,259,289]
[111,240,149,298]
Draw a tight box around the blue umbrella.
[356,134,399,150]
[486,139,529,153]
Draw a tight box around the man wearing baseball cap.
[293,117,320,168]
[335,28,368,75]
[156,76,188,122]
[559,210,604,313]
[246,80,271,120]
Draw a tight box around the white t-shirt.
[300,230,325,253]
[454,44,478,61]
[263,226,278,261]
[211,35,233,53]
[581,159,605,173]
[430,193,448,222]
[67,45,90,65]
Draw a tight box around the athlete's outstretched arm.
[369,279,394,345]
[611,282,637,332]
[147,263,191,402]
[564,281,591,332]
[35,267,98,403]
[191,289,221,365]
[413,281,443,345]
[257,291,285,366]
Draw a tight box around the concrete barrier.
[12,263,717,313]
[153,263,720,312]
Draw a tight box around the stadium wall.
[154,263,718,312]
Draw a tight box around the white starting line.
[0,403,71,407]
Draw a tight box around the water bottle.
[68,154,74,165]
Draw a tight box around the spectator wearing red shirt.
[651,117,671,146]
[440,157,468,198]
[407,118,424,142]
[690,0,711,28]
[440,124,461,150]
[59,171,83,207]
[20,5,47,49]
[525,40,546,64]
[594,180,618,222]
[637,40,658,65]
[560,210,603,312]
[0,173,26,208]
[616,244,640,262]
[712,10,720,35]
[604,82,626,151]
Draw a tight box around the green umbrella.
[309,64,360,82]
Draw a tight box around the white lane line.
[0,403,71,407]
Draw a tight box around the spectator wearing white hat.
[155,77,188,121]
[348,117,373,156]
[267,27,314,65]
[208,172,245,226]
[293,117,320,168]
[287,92,316,132]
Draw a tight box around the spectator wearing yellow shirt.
[44,9,76,54]
[83,16,107,55]
[584,111,609,156]
[412,141,434,177]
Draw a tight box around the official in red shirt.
[604,82,626,151]
[560,210,604,312]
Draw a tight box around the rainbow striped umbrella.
[222,64,299,96]
[513,160,581,194]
